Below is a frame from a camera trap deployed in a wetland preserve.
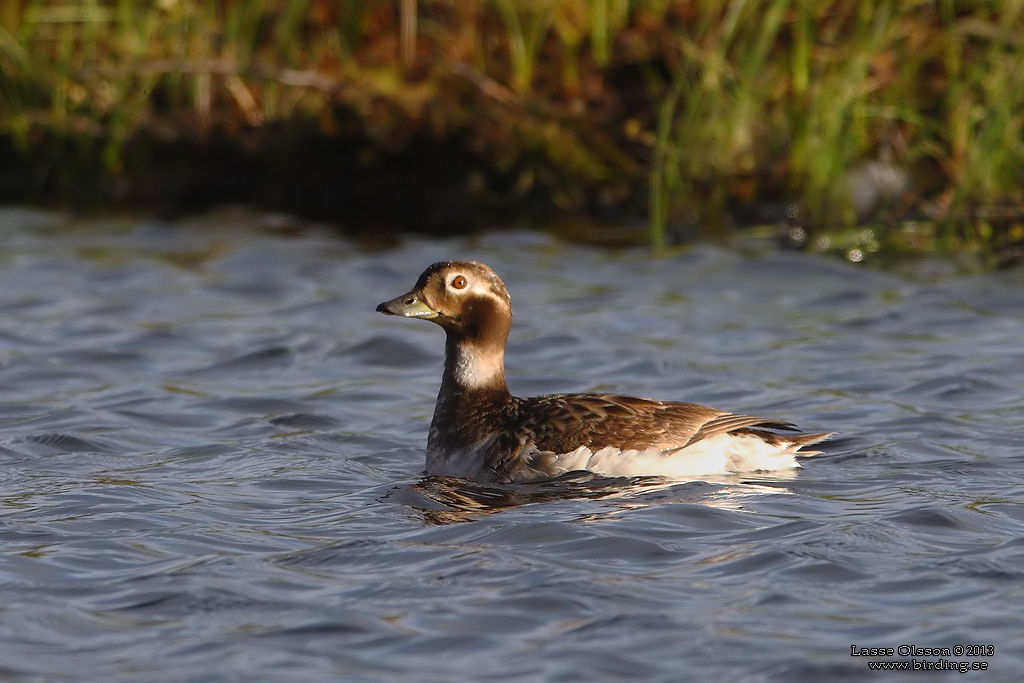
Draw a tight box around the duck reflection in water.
[388,470,803,525]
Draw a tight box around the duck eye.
[451,275,468,290]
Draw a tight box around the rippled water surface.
[1,208,1022,682]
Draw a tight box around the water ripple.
[0,212,1022,681]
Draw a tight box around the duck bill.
[376,292,439,319]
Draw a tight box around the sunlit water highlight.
[0,208,1022,682]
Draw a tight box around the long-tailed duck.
[377,261,830,482]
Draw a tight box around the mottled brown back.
[512,393,797,455]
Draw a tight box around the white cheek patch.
[449,276,504,303]
[468,280,494,297]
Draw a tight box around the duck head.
[376,261,512,344]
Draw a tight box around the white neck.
[447,341,506,390]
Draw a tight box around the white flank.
[544,432,813,479]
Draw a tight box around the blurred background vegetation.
[1,1,1023,262]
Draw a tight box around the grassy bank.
[1,1,1023,263]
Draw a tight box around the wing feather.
[516,393,800,454]
[683,414,797,447]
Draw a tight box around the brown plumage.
[377,260,831,483]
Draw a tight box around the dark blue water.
[0,207,1021,682]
